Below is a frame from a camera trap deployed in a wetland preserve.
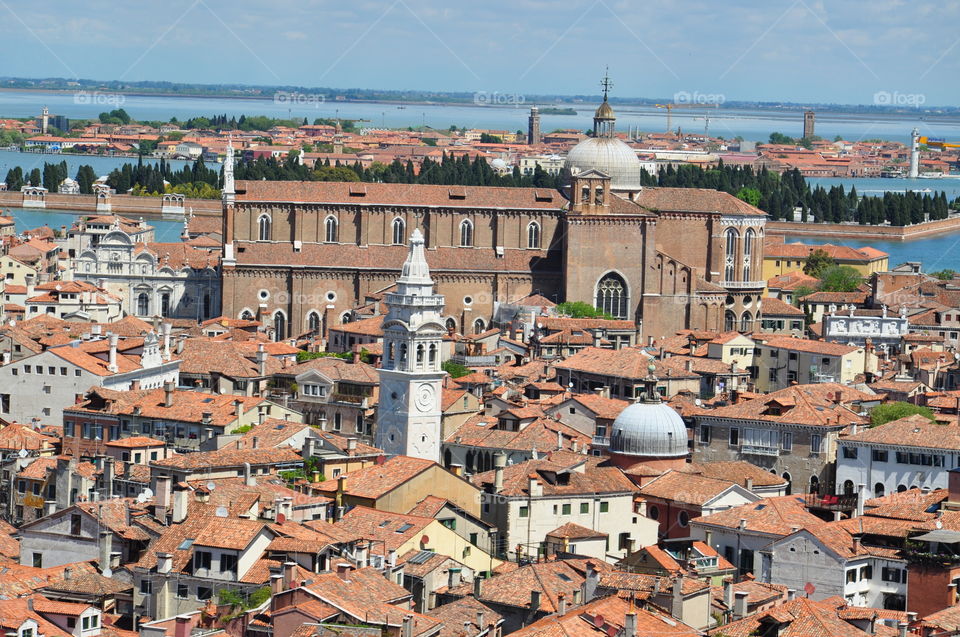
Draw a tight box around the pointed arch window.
[743,228,755,281]
[724,310,736,332]
[392,218,406,245]
[325,216,338,243]
[724,228,738,281]
[473,318,486,335]
[459,219,473,247]
[596,273,628,319]
[240,309,254,320]
[273,311,287,342]
[739,311,752,332]
[428,343,437,365]
[307,311,321,334]
[258,215,271,241]
[527,221,541,249]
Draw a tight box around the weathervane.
[600,67,613,102]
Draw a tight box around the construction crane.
[919,136,960,149]
[654,102,720,133]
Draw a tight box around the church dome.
[609,400,687,458]
[594,100,615,120]
[563,136,644,192]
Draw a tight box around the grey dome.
[563,137,644,192]
[609,401,687,458]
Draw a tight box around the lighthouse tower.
[375,228,447,461]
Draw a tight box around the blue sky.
[4,0,959,105]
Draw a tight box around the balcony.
[803,492,858,512]
[450,354,500,367]
[592,436,610,447]
[741,444,780,457]
[720,280,766,290]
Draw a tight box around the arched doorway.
[781,472,792,496]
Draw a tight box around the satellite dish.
[694,399,702,407]
[142,487,154,498]
[215,506,229,518]
[136,493,147,504]
[206,481,216,491]
[18,448,28,458]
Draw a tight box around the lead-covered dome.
[609,400,687,458]
[563,138,644,192]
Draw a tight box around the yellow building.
[762,241,888,280]
[313,455,482,517]
[0,255,41,286]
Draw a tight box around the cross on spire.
[600,67,613,102]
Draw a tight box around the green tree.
[870,402,935,427]
[479,133,503,143]
[28,168,41,187]
[931,269,957,280]
[736,187,761,207]
[818,265,863,292]
[555,301,614,319]
[441,360,473,378]
[791,285,816,306]
[768,132,794,145]
[803,249,834,278]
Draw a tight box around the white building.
[72,224,220,321]
[518,154,565,177]
[375,228,446,462]
[471,452,658,563]
[0,331,179,423]
[836,414,958,499]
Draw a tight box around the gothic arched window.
[596,273,628,319]
[392,218,405,245]
[743,228,755,281]
[273,311,287,342]
[307,311,321,334]
[258,215,271,241]
[724,228,738,281]
[325,216,338,243]
[459,220,473,247]
[724,310,736,332]
[739,311,752,332]
[527,221,541,249]
[473,318,486,334]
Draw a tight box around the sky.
[3,0,959,106]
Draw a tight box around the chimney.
[852,534,862,553]
[530,590,541,612]
[685,359,693,372]
[102,456,115,498]
[557,592,566,616]
[476,611,485,630]
[157,552,173,574]
[336,562,353,581]
[252,436,259,449]
[162,322,172,361]
[174,615,191,637]
[402,615,414,637]
[572,588,582,605]
[584,562,598,602]
[867,613,877,635]
[733,591,749,620]
[448,568,462,589]
[233,399,243,417]
[257,343,267,376]
[623,613,637,637]
[493,452,506,493]
[107,333,119,373]
[172,484,188,524]
[473,577,483,598]
[723,579,734,610]
[163,380,175,408]
[355,541,370,567]
[856,483,866,517]
[270,573,284,595]
[244,462,256,487]
[787,588,796,600]
[671,579,684,622]
[738,518,747,531]
[352,343,361,364]
[745,477,754,491]
[154,475,172,522]
[347,437,358,452]
[99,530,113,576]
[283,561,297,589]
[898,623,908,637]
[450,464,464,477]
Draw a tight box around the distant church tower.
[803,110,815,139]
[375,228,446,461]
[221,138,236,264]
[41,106,49,135]
[528,106,541,145]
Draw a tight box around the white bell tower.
[375,228,446,461]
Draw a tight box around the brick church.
[219,91,766,343]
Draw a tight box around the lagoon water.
[4,206,184,243]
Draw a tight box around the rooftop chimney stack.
[163,380,175,408]
[493,452,506,494]
[733,591,749,620]
[624,612,637,637]
[107,333,119,373]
